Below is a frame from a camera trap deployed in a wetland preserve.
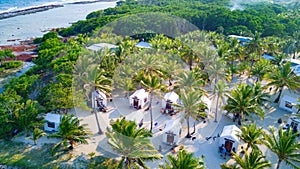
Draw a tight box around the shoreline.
[0,4,64,20]
[0,0,116,20]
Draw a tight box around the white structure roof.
[87,43,118,51]
[130,89,148,99]
[220,125,241,143]
[164,91,179,103]
[45,113,61,123]
[135,41,151,48]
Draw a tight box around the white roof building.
[87,43,118,51]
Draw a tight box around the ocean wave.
[0,7,18,14]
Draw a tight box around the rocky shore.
[0,4,64,20]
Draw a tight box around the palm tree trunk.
[274,87,283,103]
[149,92,153,132]
[276,159,282,169]
[186,115,191,138]
[214,94,220,122]
[94,109,103,135]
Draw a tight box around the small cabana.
[201,95,211,114]
[92,89,108,112]
[285,116,300,134]
[162,118,181,146]
[162,91,180,114]
[219,125,241,152]
[44,113,61,132]
[129,89,149,109]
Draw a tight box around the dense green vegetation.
[61,0,300,38]
[0,61,22,70]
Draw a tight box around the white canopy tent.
[219,125,241,152]
[92,89,107,108]
[162,91,180,114]
[44,113,61,132]
[162,118,181,145]
[129,89,149,109]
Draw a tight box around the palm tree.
[106,117,162,169]
[205,57,227,85]
[221,149,271,169]
[48,115,91,155]
[30,127,46,145]
[266,62,300,103]
[252,82,270,107]
[159,149,206,169]
[140,75,166,132]
[237,123,264,150]
[250,58,272,82]
[210,80,230,122]
[11,100,41,137]
[224,83,264,125]
[176,71,205,92]
[175,90,207,138]
[263,127,300,169]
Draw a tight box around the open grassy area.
[0,141,74,169]
[0,141,118,169]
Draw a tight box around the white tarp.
[162,118,181,145]
[129,89,149,109]
[219,125,241,152]
[162,91,180,109]
[44,113,61,132]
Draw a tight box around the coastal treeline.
[61,0,300,38]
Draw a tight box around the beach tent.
[162,118,181,145]
[201,95,211,114]
[162,91,180,114]
[44,113,61,132]
[125,109,144,125]
[219,125,241,152]
[285,116,300,133]
[135,41,151,48]
[279,95,300,113]
[87,43,118,51]
[129,89,149,109]
[92,90,107,107]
